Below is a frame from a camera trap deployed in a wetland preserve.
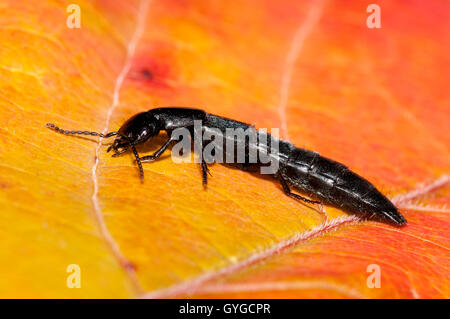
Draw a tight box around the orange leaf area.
[0,0,448,298]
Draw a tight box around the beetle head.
[46,111,161,182]
[108,112,161,155]
[105,111,161,182]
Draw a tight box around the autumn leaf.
[0,0,448,298]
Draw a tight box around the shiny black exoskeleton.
[46,107,406,226]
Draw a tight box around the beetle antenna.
[46,123,118,138]
[131,144,144,183]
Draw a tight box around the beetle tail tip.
[383,209,407,226]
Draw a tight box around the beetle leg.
[140,137,174,163]
[200,159,212,186]
[279,174,321,204]
[198,135,213,186]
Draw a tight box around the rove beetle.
[46,107,406,226]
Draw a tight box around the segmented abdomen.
[279,147,405,224]
[203,113,405,225]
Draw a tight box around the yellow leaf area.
[0,0,448,298]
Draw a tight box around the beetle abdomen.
[280,148,406,225]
